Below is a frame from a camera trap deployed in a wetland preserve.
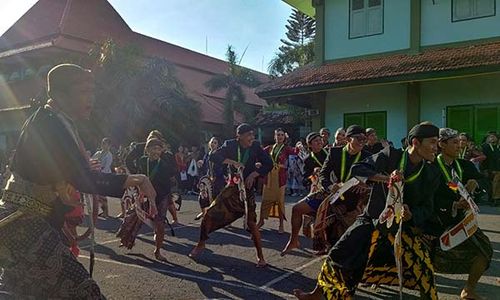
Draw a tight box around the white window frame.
[452,0,496,22]
[349,0,384,39]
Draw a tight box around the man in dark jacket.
[0,64,157,299]
[189,124,273,267]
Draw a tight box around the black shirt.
[363,142,384,155]
[137,155,176,199]
[12,107,126,196]
[11,107,127,227]
[209,139,273,181]
[302,148,328,187]
[431,158,484,233]
[351,147,441,231]
[320,146,371,188]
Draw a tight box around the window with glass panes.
[349,0,384,38]
[452,0,495,22]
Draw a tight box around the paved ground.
[76,195,500,299]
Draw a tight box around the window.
[344,111,387,139]
[453,0,496,22]
[349,0,383,39]
[447,104,500,143]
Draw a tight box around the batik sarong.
[432,228,492,274]
[317,221,437,299]
[260,167,286,220]
[312,190,368,253]
[0,202,103,299]
[317,217,374,299]
[116,192,168,249]
[360,227,438,300]
[199,185,256,241]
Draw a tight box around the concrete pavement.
[76,195,500,299]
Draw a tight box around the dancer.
[312,125,371,255]
[258,128,296,233]
[195,137,225,220]
[320,128,332,149]
[429,128,492,300]
[294,122,441,300]
[333,127,346,147]
[281,132,327,255]
[138,138,177,261]
[0,64,157,299]
[189,124,273,267]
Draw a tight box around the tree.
[205,45,261,137]
[81,39,201,148]
[268,9,315,77]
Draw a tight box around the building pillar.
[313,0,325,66]
[409,0,421,54]
[310,91,326,131]
[407,82,421,130]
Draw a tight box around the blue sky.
[0,0,292,73]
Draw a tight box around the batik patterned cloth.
[199,185,256,241]
[432,228,492,274]
[0,202,103,299]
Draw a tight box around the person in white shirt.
[92,137,113,217]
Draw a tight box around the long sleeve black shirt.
[209,139,272,181]
[351,147,440,232]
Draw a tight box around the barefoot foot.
[281,240,300,256]
[292,288,321,300]
[461,288,483,300]
[154,251,168,262]
[188,245,204,258]
[256,258,267,268]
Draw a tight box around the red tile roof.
[0,0,267,124]
[256,41,500,98]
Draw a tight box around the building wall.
[420,73,500,126]
[324,0,411,60]
[421,0,500,46]
[324,84,408,144]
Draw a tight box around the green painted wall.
[324,84,408,145]
[324,0,411,60]
[421,0,500,46]
[420,73,500,128]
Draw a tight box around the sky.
[0,0,293,73]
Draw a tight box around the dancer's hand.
[89,159,101,171]
[390,170,404,183]
[148,201,158,218]
[245,171,259,189]
[401,204,412,222]
[456,198,469,210]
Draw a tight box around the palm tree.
[85,39,201,146]
[205,45,261,136]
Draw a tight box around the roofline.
[257,66,500,99]
[0,40,54,59]
[0,105,31,113]
[283,0,315,18]
[131,32,269,78]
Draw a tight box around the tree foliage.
[81,39,201,148]
[205,45,261,137]
[269,9,315,77]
